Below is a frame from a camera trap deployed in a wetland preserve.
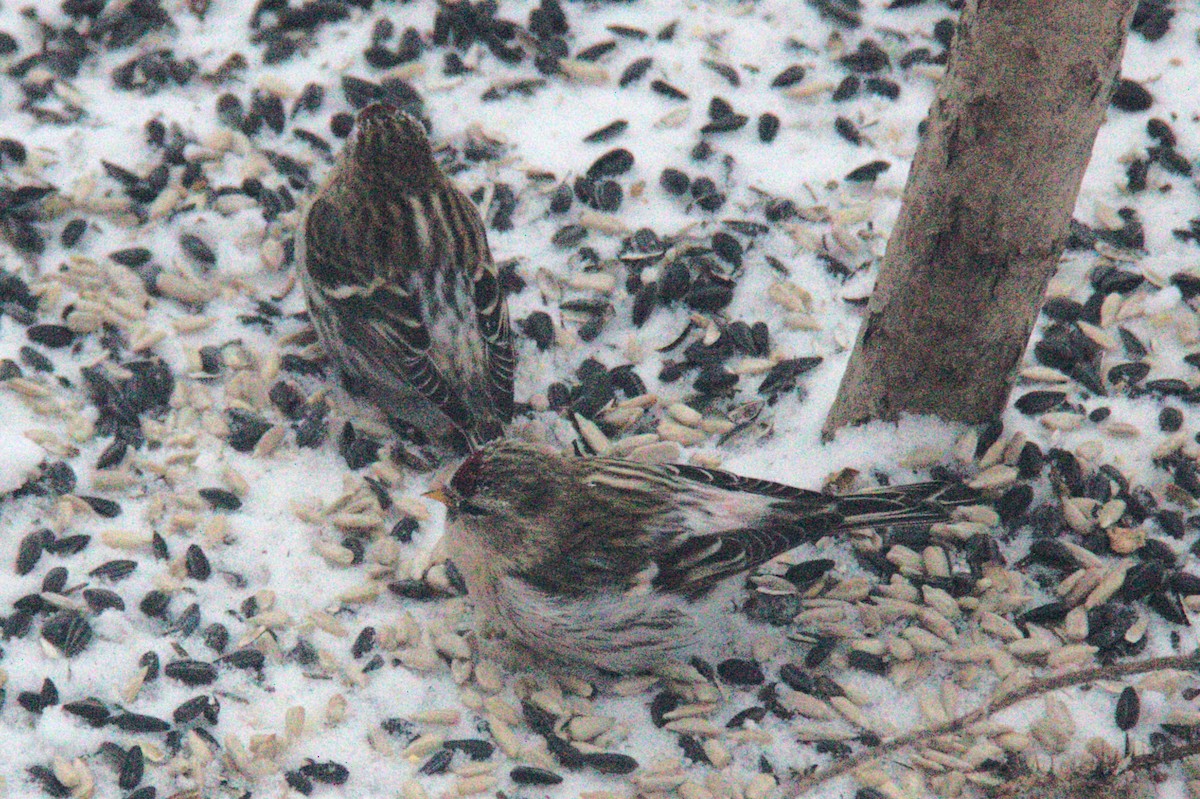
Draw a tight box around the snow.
[1,0,1199,797]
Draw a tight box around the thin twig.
[793,650,1200,793]
[1127,738,1200,773]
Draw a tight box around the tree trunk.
[823,0,1136,437]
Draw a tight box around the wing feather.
[651,517,841,597]
[449,189,515,425]
[641,468,978,597]
[528,446,978,599]
[303,195,480,434]
[300,107,516,444]
[663,463,831,505]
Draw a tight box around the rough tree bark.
[823,0,1136,437]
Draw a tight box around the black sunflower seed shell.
[16,530,48,575]
[219,647,266,670]
[164,659,217,686]
[650,79,687,100]
[771,64,805,88]
[1020,601,1069,624]
[26,324,75,348]
[81,587,123,611]
[62,697,111,727]
[511,765,563,785]
[184,544,211,580]
[583,751,638,774]
[285,770,313,794]
[46,534,90,556]
[198,487,242,510]
[1115,686,1139,730]
[42,566,68,593]
[299,760,350,785]
[717,658,764,686]
[111,712,171,733]
[1169,571,1200,596]
[419,748,452,775]
[1014,390,1066,415]
[89,559,137,581]
[173,694,218,724]
[618,56,652,87]
[118,744,144,789]
[445,739,494,760]
[41,611,92,657]
[27,764,70,797]
[79,496,121,518]
[583,119,627,143]
[139,651,160,681]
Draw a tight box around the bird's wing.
[568,458,830,596]
[454,189,515,427]
[303,195,477,433]
[302,195,367,289]
[650,518,842,597]
[825,481,979,526]
[575,457,976,597]
[645,477,979,597]
[659,463,833,504]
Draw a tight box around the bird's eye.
[457,500,489,517]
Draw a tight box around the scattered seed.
[650,79,687,100]
[164,659,217,686]
[619,57,653,87]
[41,612,92,658]
[198,487,242,510]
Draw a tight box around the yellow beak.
[424,486,449,506]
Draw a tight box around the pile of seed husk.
[1,0,1199,797]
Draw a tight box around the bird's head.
[426,449,489,515]
[347,103,442,192]
[425,442,567,550]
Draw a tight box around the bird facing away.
[428,440,979,673]
[298,103,516,451]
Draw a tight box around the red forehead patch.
[450,451,484,497]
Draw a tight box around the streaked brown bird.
[428,439,979,673]
[298,103,516,451]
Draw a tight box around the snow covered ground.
[1,0,1199,797]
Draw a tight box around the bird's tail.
[826,481,980,529]
[653,480,980,597]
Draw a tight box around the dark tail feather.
[824,481,979,529]
[652,482,979,597]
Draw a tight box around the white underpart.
[483,485,784,671]
[494,572,742,673]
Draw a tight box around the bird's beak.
[424,486,449,506]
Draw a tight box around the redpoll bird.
[428,440,978,673]
[298,103,516,451]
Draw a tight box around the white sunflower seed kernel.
[402,735,445,760]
